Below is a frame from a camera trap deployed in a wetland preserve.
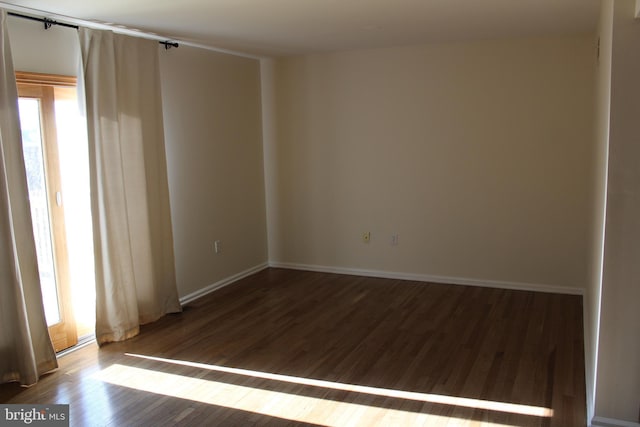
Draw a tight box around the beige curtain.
[0,9,58,385]
[78,28,181,346]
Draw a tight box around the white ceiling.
[3,0,600,57]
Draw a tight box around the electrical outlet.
[362,232,371,243]
[214,240,221,254]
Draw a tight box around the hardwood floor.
[0,268,586,426]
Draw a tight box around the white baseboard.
[179,262,269,306]
[268,262,585,296]
[592,417,640,427]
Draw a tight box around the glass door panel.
[19,98,61,327]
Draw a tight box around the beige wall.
[586,0,613,422]
[264,36,595,290]
[159,45,268,298]
[9,16,269,300]
[261,58,279,259]
[594,0,640,423]
[7,15,79,75]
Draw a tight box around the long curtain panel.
[0,9,58,385]
[78,28,181,345]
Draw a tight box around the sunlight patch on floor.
[94,363,520,426]
[125,353,553,418]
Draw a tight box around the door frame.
[16,71,78,352]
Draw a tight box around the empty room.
[0,0,638,426]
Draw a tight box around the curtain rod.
[1,3,264,59]
[7,11,179,49]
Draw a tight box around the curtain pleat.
[0,9,58,386]
[78,28,181,346]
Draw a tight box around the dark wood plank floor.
[0,268,586,426]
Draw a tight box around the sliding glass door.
[16,72,94,352]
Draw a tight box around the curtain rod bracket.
[43,18,53,30]
[160,41,179,50]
